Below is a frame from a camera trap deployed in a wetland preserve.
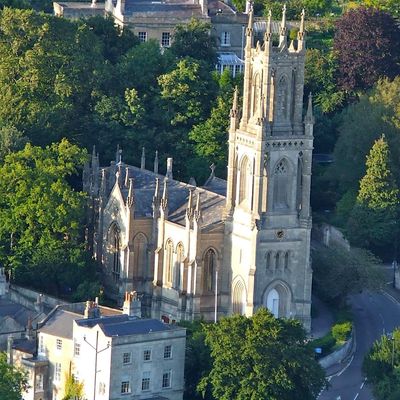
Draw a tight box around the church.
[83,7,314,330]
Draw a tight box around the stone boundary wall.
[319,332,354,369]
[313,223,350,251]
[8,284,70,312]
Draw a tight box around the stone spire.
[264,10,273,49]
[166,158,173,180]
[245,4,254,51]
[152,177,160,209]
[229,86,239,132]
[154,151,159,175]
[141,147,146,170]
[116,145,122,165]
[161,178,168,214]
[194,191,202,222]
[297,9,306,51]
[127,178,134,208]
[125,167,130,188]
[100,168,107,199]
[186,189,194,220]
[304,93,314,137]
[279,4,287,47]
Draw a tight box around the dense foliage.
[312,244,384,306]
[364,329,400,400]
[199,308,326,400]
[0,352,29,400]
[0,140,96,295]
[334,7,400,93]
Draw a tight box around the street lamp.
[83,332,110,400]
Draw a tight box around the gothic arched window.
[239,156,250,205]
[284,251,290,270]
[175,243,184,289]
[203,249,216,292]
[273,159,290,210]
[165,239,174,285]
[133,233,148,278]
[232,280,246,315]
[276,76,289,120]
[266,252,272,271]
[110,224,121,283]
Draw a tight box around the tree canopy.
[198,308,326,400]
[364,329,400,400]
[312,244,384,306]
[0,139,92,295]
[334,7,400,92]
[0,352,29,400]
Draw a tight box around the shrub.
[332,321,352,342]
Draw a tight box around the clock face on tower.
[276,230,285,239]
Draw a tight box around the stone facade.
[85,7,314,330]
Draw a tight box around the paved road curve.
[318,290,400,400]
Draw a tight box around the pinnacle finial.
[141,147,145,170]
[154,150,159,174]
[279,4,287,46]
[265,10,272,43]
[298,9,306,41]
[195,191,202,221]
[127,178,134,208]
[161,178,168,210]
[305,92,314,124]
[245,3,254,50]
[125,167,130,187]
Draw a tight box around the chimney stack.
[123,291,141,318]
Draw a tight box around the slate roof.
[76,314,180,336]
[12,338,36,354]
[104,164,227,227]
[39,308,81,339]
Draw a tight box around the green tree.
[63,373,84,400]
[198,308,326,400]
[0,8,104,147]
[178,320,212,400]
[363,329,400,400]
[0,139,90,295]
[0,125,27,162]
[0,352,29,400]
[312,244,384,306]
[347,136,399,255]
[170,19,218,70]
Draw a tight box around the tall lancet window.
[239,156,250,205]
[165,239,174,285]
[296,154,303,212]
[133,233,148,278]
[276,76,289,121]
[175,242,184,289]
[232,280,246,315]
[252,73,261,117]
[110,224,121,283]
[203,249,216,292]
[273,159,289,210]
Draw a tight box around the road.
[318,284,400,400]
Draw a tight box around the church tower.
[223,6,313,329]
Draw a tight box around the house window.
[99,382,106,395]
[39,335,44,354]
[121,381,130,394]
[74,342,80,357]
[221,31,231,46]
[143,349,151,361]
[35,374,44,391]
[138,31,147,42]
[54,363,61,382]
[161,32,171,47]
[142,371,150,391]
[56,338,62,351]
[123,352,131,365]
[162,371,171,388]
[164,345,172,359]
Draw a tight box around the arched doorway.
[232,279,246,315]
[266,288,279,317]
